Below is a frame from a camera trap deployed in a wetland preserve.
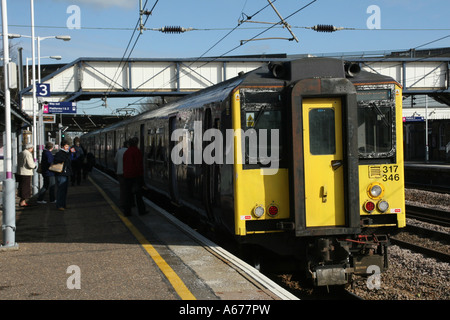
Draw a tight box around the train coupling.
[312,265,353,286]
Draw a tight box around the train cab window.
[240,88,285,168]
[356,86,396,161]
[358,104,392,153]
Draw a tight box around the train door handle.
[331,160,343,171]
[321,185,327,203]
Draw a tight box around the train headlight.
[253,205,265,218]
[377,200,389,213]
[363,200,375,213]
[367,182,384,200]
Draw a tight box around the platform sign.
[43,102,77,114]
[403,116,424,122]
[37,83,50,97]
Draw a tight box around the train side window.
[309,108,336,155]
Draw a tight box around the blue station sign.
[43,102,77,114]
[403,116,424,122]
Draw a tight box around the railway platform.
[0,169,296,301]
[405,161,450,171]
[405,161,450,190]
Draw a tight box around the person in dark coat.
[70,137,84,186]
[53,140,73,211]
[114,140,129,210]
[37,141,56,204]
[123,137,146,216]
[82,151,95,180]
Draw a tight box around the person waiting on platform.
[123,137,147,216]
[37,141,56,204]
[17,143,36,207]
[70,137,84,186]
[82,151,95,180]
[53,140,73,211]
[114,140,129,210]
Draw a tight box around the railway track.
[406,204,450,228]
[405,183,450,194]
[390,237,450,263]
[391,205,450,263]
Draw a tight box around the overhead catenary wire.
[127,0,320,112]
[105,0,159,99]
[230,0,318,50]
[125,0,285,108]
[125,0,276,109]
[238,0,299,43]
[9,23,450,32]
[125,0,319,110]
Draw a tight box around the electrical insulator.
[161,26,185,34]
[311,25,342,33]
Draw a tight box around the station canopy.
[58,113,128,133]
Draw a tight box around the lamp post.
[30,0,38,194]
[1,0,18,250]
[37,35,69,82]
[26,55,61,86]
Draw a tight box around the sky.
[2,0,450,114]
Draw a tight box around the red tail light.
[268,205,278,216]
[364,201,375,213]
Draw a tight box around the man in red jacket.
[123,137,147,216]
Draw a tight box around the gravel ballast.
[347,188,450,300]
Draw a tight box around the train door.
[168,116,179,202]
[302,98,345,227]
[291,78,360,236]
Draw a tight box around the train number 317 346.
[382,165,400,181]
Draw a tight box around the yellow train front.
[231,58,406,286]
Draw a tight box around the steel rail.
[406,204,450,228]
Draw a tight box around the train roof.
[350,69,400,86]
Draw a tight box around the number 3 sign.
[37,83,50,97]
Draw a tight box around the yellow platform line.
[89,177,196,300]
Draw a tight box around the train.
[82,57,406,286]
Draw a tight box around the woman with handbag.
[17,143,36,207]
[53,140,73,211]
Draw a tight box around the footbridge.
[19,56,273,114]
[19,50,450,119]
